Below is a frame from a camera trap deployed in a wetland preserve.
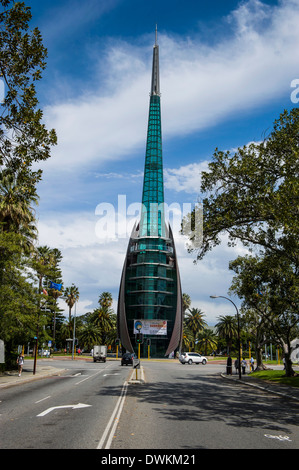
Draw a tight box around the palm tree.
[215,315,238,354]
[64,284,80,323]
[182,327,193,352]
[32,246,55,293]
[99,292,113,309]
[60,320,73,351]
[79,324,102,351]
[89,292,115,346]
[182,293,191,315]
[105,313,118,350]
[197,328,218,356]
[185,308,207,347]
[0,169,38,235]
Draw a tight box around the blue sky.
[26,0,298,324]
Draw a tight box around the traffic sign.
[133,358,140,369]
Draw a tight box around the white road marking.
[97,380,128,449]
[264,434,292,442]
[37,403,91,417]
[35,396,51,404]
[75,366,109,385]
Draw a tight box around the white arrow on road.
[37,403,91,417]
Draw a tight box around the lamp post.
[72,301,77,360]
[210,295,242,380]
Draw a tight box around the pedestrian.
[241,357,247,374]
[234,358,239,375]
[250,356,254,371]
[17,354,24,376]
[226,355,232,375]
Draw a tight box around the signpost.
[133,358,140,369]
[134,334,143,379]
[147,338,151,360]
[133,357,140,380]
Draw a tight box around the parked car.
[179,352,207,365]
[121,353,133,366]
[39,350,50,357]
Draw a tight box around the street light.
[210,295,242,380]
[72,301,77,360]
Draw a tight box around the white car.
[179,352,207,365]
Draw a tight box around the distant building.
[117,28,183,358]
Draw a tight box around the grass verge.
[250,370,299,388]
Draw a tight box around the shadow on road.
[98,371,298,435]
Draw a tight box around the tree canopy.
[182,108,299,376]
[184,108,299,267]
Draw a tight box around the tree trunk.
[255,345,267,371]
[283,343,297,377]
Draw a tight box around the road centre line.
[96,366,145,449]
[97,380,128,450]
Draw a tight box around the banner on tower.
[134,319,167,336]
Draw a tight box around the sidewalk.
[221,371,299,403]
[0,364,67,389]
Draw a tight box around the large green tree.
[0,1,57,367]
[0,0,57,176]
[182,108,298,372]
[229,254,298,376]
[184,109,298,265]
[0,231,39,368]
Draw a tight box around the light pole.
[72,301,77,360]
[210,295,242,380]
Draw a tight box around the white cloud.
[37,211,129,316]
[164,161,210,194]
[36,0,298,322]
[38,212,98,249]
[42,0,299,175]
[37,208,248,322]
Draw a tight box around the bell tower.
[117,28,183,358]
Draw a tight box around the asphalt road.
[0,359,132,449]
[111,361,299,450]
[0,359,298,451]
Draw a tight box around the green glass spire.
[139,28,165,237]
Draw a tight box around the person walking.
[241,357,247,375]
[226,355,232,375]
[250,356,254,372]
[17,354,24,376]
[234,358,239,375]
